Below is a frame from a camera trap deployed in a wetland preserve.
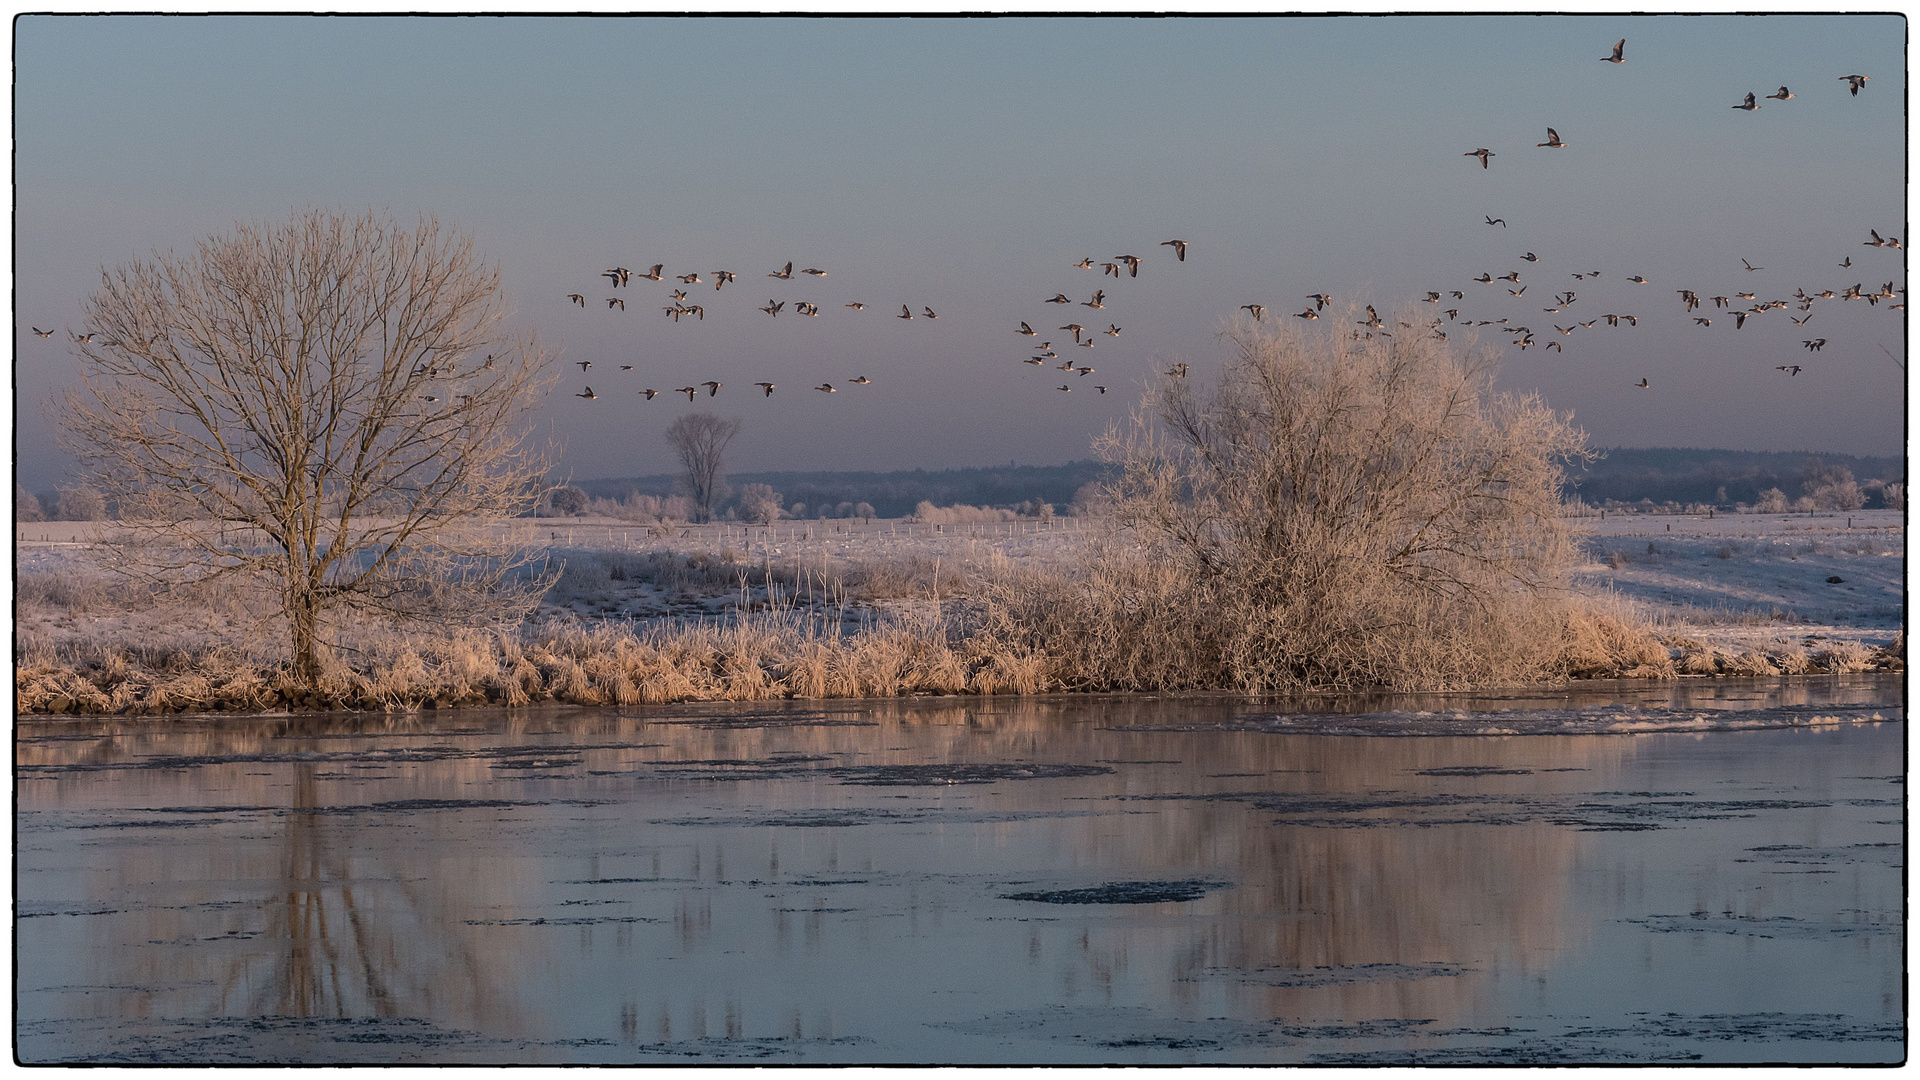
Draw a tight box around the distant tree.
[1754,487,1789,513]
[15,483,44,522]
[788,502,806,519]
[738,483,783,525]
[548,485,590,517]
[1884,483,1906,511]
[1802,464,1866,511]
[665,413,741,524]
[854,502,876,522]
[58,207,557,683]
[55,485,108,522]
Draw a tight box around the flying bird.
[1466,148,1494,169]
[1095,386,1107,394]
[1741,258,1762,271]
[1840,74,1869,96]
[1104,325,1122,337]
[845,302,866,310]
[1485,216,1506,227]
[576,360,592,371]
[567,294,586,307]
[802,268,828,276]
[1766,86,1795,100]
[760,300,784,316]
[1056,384,1072,392]
[1060,323,1085,341]
[1082,291,1105,309]
[1732,92,1760,111]
[1294,309,1318,320]
[641,389,660,400]
[1633,378,1650,388]
[638,265,665,281]
[754,382,776,396]
[1306,293,1331,309]
[1840,256,1853,268]
[1626,275,1648,283]
[898,305,915,320]
[1521,252,1539,262]
[1600,38,1625,63]
[29,327,52,337]
[1018,322,1037,336]
[1803,338,1827,351]
[676,273,703,284]
[1537,128,1567,148]
[1074,257,1095,269]
[769,262,794,279]
[713,271,736,289]
[607,297,625,310]
[1242,304,1266,321]
[674,386,698,400]
[575,387,597,399]
[815,383,836,393]
[1160,239,1188,261]
[1776,365,1803,376]
[922,307,938,319]
[848,376,871,384]
[1045,294,1071,304]
[1115,254,1141,277]
[702,381,722,397]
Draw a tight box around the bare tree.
[54,485,108,521]
[665,412,741,523]
[59,208,557,683]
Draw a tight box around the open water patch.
[1002,879,1230,905]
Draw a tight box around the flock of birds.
[1443,39,1898,389]
[559,239,1197,403]
[26,35,1896,419]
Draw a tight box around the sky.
[12,13,1908,492]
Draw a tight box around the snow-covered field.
[15,509,1904,657]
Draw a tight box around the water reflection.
[16,675,1903,1063]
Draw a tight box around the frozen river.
[16,676,1903,1063]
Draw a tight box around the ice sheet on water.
[1125,701,1898,737]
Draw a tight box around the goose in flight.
[567,294,586,307]
[674,386,698,400]
[1100,262,1121,278]
[1306,293,1331,309]
[575,386,598,399]
[1733,312,1749,328]
[669,289,689,301]
[1167,363,1190,378]
[848,376,871,384]
[1076,365,1094,375]
[1521,252,1539,262]
[1600,38,1625,63]
[1694,318,1712,327]
[1242,304,1266,321]
[1095,385,1107,394]
[760,300,784,316]
[1045,293,1071,304]
[1056,384,1072,392]
[1160,239,1188,261]
[1359,305,1384,328]
[755,382,776,396]
[1840,74,1869,96]
[898,305,914,319]
[1076,339,1095,349]
[1626,275,1648,283]
[769,262,794,279]
[1082,291,1105,309]
[1115,254,1141,277]
[30,327,52,337]
[1485,215,1505,226]
[701,381,722,397]
[814,383,836,393]
[1018,322,1037,336]
[1840,256,1853,268]
[1023,358,1046,365]
[1424,291,1442,302]
[1473,273,1494,283]
[1776,365,1803,376]
[1633,378,1650,388]
[1790,313,1812,325]
[1057,358,1077,370]
[922,307,938,319]
[1767,86,1795,100]
[1732,92,1760,111]
[1865,229,1890,247]
[1074,257,1095,269]
[607,297,625,310]
[845,302,866,310]
[713,271,736,289]
[1060,323,1085,341]
[1294,308,1319,320]
[639,265,665,280]
[1509,286,1528,296]
[619,364,634,370]
[603,269,627,287]
[1537,127,1567,148]
[1465,148,1494,169]
[1803,338,1827,351]
[576,360,593,371]
[1104,325,1121,337]
[1544,340,1560,351]
[676,273,703,284]
[1499,270,1522,282]
[801,268,828,276]
[1741,258,1762,271]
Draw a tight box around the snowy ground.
[1568,509,1905,652]
[15,510,1905,655]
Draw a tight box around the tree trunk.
[287,589,324,686]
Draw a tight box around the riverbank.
[13,511,1904,715]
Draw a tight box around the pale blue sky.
[14,14,1907,490]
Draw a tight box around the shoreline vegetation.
[14,515,1903,717]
